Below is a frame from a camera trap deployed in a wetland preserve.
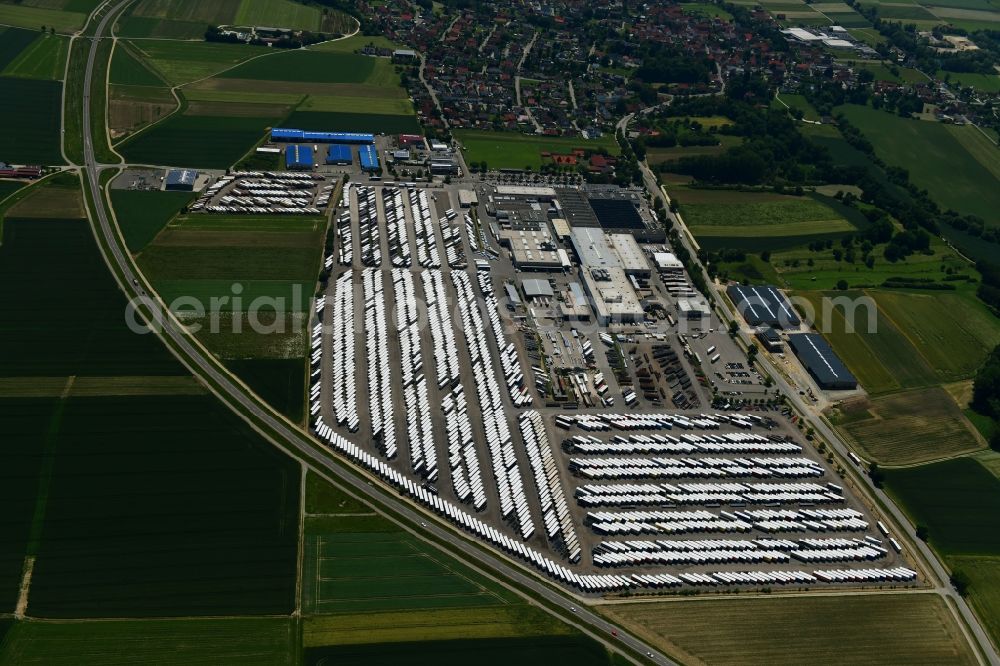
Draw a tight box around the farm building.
[789,333,858,390]
[164,169,198,191]
[326,144,352,165]
[286,145,314,171]
[727,284,801,329]
[359,144,380,173]
[271,128,374,144]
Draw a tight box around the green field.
[949,556,1000,647]
[774,93,822,121]
[1,33,69,81]
[0,78,64,164]
[837,104,1000,226]
[109,43,166,87]
[220,50,375,83]
[941,71,1000,92]
[885,457,1000,556]
[680,2,735,19]
[225,358,305,422]
[0,27,41,72]
[455,129,620,171]
[604,594,976,666]
[0,617,296,665]
[233,0,321,30]
[834,387,984,465]
[0,4,88,32]
[119,111,283,168]
[129,40,268,86]
[304,636,619,666]
[683,194,855,238]
[0,218,184,377]
[110,189,195,252]
[281,109,419,134]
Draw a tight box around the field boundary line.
[406,538,509,605]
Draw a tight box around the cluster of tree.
[971,343,1000,450]
[942,211,1000,245]
[635,47,714,85]
[640,117,721,149]
[977,260,1000,315]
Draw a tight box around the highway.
[78,2,671,663]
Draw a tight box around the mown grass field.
[455,129,620,170]
[837,104,1000,226]
[833,387,984,465]
[774,93,821,121]
[938,70,1000,92]
[0,617,297,665]
[0,218,184,377]
[0,77,64,164]
[129,40,269,86]
[304,636,619,666]
[682,193,856,238]
[26,394,300,617]
[603,594,976,666]
[1,32,69,81]
[0,4,88,32]
[884,457,1000,556]
[220,50,375,83]
[109,189,195,252]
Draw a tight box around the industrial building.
[325,144,352,165]
[271,128,374,144]
[430,160,460,175]
[521,278,554,301]
[359,144,380,173]
[727,284,801,329]
[285,145,314,170]
[458,189,478,208]
[788,333,858,390]
[590,197,645,230]
[581,267,645,326]
[653,251,684,275]
[560,282,592,320]
[677,297,711,320]
[496,226,562,270]
[608,233,650,276]
[757,326,783,352]
[550,218,571,241]
[495,185,557,201]
[164,169,198,191]
[570,227,619,269]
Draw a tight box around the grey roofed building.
[570,227,619,268]
[521,278,554,299]
[164,168,198,191]
[727,284,801,329]
[788,333,857,390]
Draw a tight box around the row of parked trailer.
[191,173,323,214]
[452,271,534,539]
[408,188,441,268]
[564,412,762,432]
[585,506,870,537]
[356,186,382,267]
[562,433,802,456]
[393,269,437,481]
[327,272,358,432]
[478,273,532,407]
[363,268,397,459]
[383,186,411,267]
[568,455,824,481]
[575,481,843,507]
[519,411,581,562]
[442,214,465,269]
[592,536,888,567]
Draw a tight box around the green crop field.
[282,110,420,134]
[884,457,1000,556]
[837,104,1000,226]
[129,40,268,86]
[304,471,369,514]
[941,72,1000,92]
[834,387,984,465]
[304,636,619,666]
[0,27,40,71]
[220,50,374,83]
[0,4,88,32]
[455,129,620,171]
[682,194,856,238]
[0,218,184,377]
[234,0,323,30]
[774,93,822,121]
[110,43,166,87]
[225,359,305,422]
[1,33,69,81]
[0,78,64,164]
[25,394,299,617]
[603,594,976,666]
[0,180,24,204]
[110,189,195,252]
[298,94,414,116]
[312,34,406,53]
[949,556,1000,647]
[119,112,283,168]
[945,124,1000,183]
[0,617,296,665]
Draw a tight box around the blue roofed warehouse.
[326,144,352,165]
[286,145,314,170]
[359,144,380,173]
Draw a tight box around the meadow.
[0,3,89,32]
[454,129,621,171]
[603,594,977,666]
[884,456,1000,556]
[0,617,297,665]
[1,32,69,81]
[129,40,269,86]
[109,189,195,252]
[774,93,822,121]
[220,50,375,83]
[948,555,1000,648]
[939,71,1000,93]
[110,43,167,87]
[0,78,64,164]
[682,194,855,238]
[282,109,420,134]
[836,104,1000,226]
[834,387,985,465]
[27,394,300,617]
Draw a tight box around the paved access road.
[79,3,672,663]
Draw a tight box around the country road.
[77,2,671,663]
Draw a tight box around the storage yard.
[307,176,918,595]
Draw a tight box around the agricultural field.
[0,78,64,165]
[773,93,822,121]
[26,394,300,617]
[0,27,41,72]
[0,217,184,377]
[0,618,297,666]
[455,129,621,171]
[304,636,620,666]
[220,50,376,84]
[128,40,268,86]
[108,84,177,138]
[0,180,25,205]
[884,456,1000,556]
[109,189,195,252]
[110,43,167,87]
[939,71,1000,92]
[1,32,69,81]
[832,387,985,465]
[949,555,1000,647]
[282,109,420,134]
[836,104,1000,226]
[4,172,85,219]
[680,2,735,19]
[312,34,406,53]
[0,3,89,32]
[602,594,977,666]
[647,135,742,166]
[225,358,305,422]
